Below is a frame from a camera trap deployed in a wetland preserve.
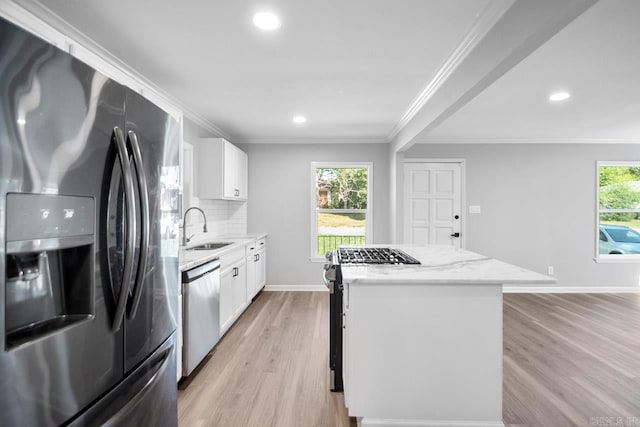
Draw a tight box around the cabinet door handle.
[233,267,238,277]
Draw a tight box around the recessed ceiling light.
[549,92,571,102]
[253,12,280,30]
[292,115,307,124]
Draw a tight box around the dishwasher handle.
[182,259,221,283]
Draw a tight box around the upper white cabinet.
[197,138,248,200]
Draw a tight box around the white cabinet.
[196,138,248,200]
[245,251,256,302]
[342,285,350,407]
[223,142,247,199]
[246,237,267,300]
[219,269,233,334]
[342,279,503,424]
[231,262,247,317]
[219,247,247,334]
[177,293,183,383]
[255,246,266,294]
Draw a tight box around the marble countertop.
[178,233,267,272]
[340,245,555,285]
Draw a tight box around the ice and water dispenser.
[5,193,94,349]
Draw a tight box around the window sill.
[594,256,640,264]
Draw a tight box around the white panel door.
[403,162,462,247]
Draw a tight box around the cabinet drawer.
[246,237,266,255]
[220,247,245,274]
[256,237,266,250]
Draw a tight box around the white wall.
[405,143,640,288]
[181,119,247,241]
[239,143,390,289]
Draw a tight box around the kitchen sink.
[186,242,232,251]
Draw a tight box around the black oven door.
[324,258,344,392]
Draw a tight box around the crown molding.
[387,0,516,142]
[389,0,598,154]
[233,137,389,145]
[185,114,229,139]
[412,137,640,145]
[3,0,229,139]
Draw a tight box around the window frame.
[310,162,373,261]
[595,160,640,263]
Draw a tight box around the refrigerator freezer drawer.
[69,332,177,427]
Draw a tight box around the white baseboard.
[264,284,328,292]
[265,285,640,293]
[360,418,503,427]
[503,286,640,293]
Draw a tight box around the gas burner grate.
[337,247,420,265]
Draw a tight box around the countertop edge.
[338,245,555,285]
[178,233,268,271]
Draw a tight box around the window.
[597,162,640,260]
[311,163,372,258]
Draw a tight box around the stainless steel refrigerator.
[0,16,180,426]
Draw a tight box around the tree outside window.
[311,164,371,257]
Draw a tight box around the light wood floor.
[503,293,640,426]
[178,292,640,427]
[178,292,354,427]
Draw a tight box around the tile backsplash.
[181,199,247,242]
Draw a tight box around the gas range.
[322,246,420,392]
[337,247,421,265]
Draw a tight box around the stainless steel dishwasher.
[181,258,221,376]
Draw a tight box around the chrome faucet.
[181,207,208,246]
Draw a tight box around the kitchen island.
[339,245,554,427]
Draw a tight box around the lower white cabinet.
[255,247,266,294]
[246,237,267,300]
[203,237,267,338]
[219,269,233,334]
[245,252,256,302]
[231,262,247,317]
[219,247,247,335]
[177,293,183,383]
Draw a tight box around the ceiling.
[423,0,640,142]
[20,0,640,145]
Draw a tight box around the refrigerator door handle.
[126,130,150,320]
[112,126,137,332]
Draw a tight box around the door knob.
[450,232,460,238]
